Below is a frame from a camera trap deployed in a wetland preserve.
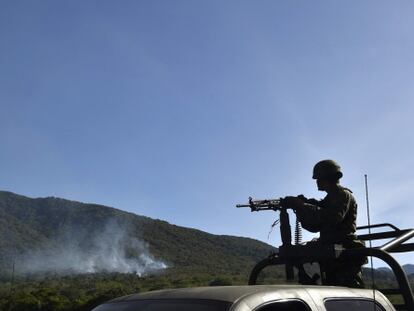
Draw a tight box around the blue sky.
[1,1,414,264]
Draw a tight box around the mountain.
[0,190,275,277]
[371,265,414,280]
[403,264,414,276]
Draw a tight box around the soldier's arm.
[296,195,322,206]
[296,203,323,232]
[304,198,321,206]
[319,190,352,228]
[297,191,352,232]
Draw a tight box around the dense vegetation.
[0,191,276,310]
[0,270,250,311]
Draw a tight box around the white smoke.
[17,219,167,276]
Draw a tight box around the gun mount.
[237,197,414,311]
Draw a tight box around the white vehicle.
[92,285,392,311]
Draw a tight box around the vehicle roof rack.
[355,224,414,310]
[357,223,414,254]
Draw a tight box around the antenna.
[365,174,376,309]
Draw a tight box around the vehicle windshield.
[92,299,232,311]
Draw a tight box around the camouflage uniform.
[297,185,366,288]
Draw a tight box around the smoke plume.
[16,219,167,276]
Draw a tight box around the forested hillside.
[0,190,275,276]
[0,190,277,310]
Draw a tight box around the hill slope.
[0,190,275,277]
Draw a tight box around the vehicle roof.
[108,285,381,304]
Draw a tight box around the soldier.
[283,160,366,288]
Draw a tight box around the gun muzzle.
[236,204,251,208]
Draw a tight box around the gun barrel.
[236,204,251,208]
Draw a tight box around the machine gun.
[237,196,318,285]
[236,197,282,211]
[237,196,305,246]
[236,197,296,246]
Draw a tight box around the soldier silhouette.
[283,160,366,288]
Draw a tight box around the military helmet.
[312,159,343,180]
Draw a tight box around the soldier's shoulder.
[339,186,353,194]
[332,186,354,200]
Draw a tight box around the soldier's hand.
[281,196,305,210]
[297,194,308,201]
